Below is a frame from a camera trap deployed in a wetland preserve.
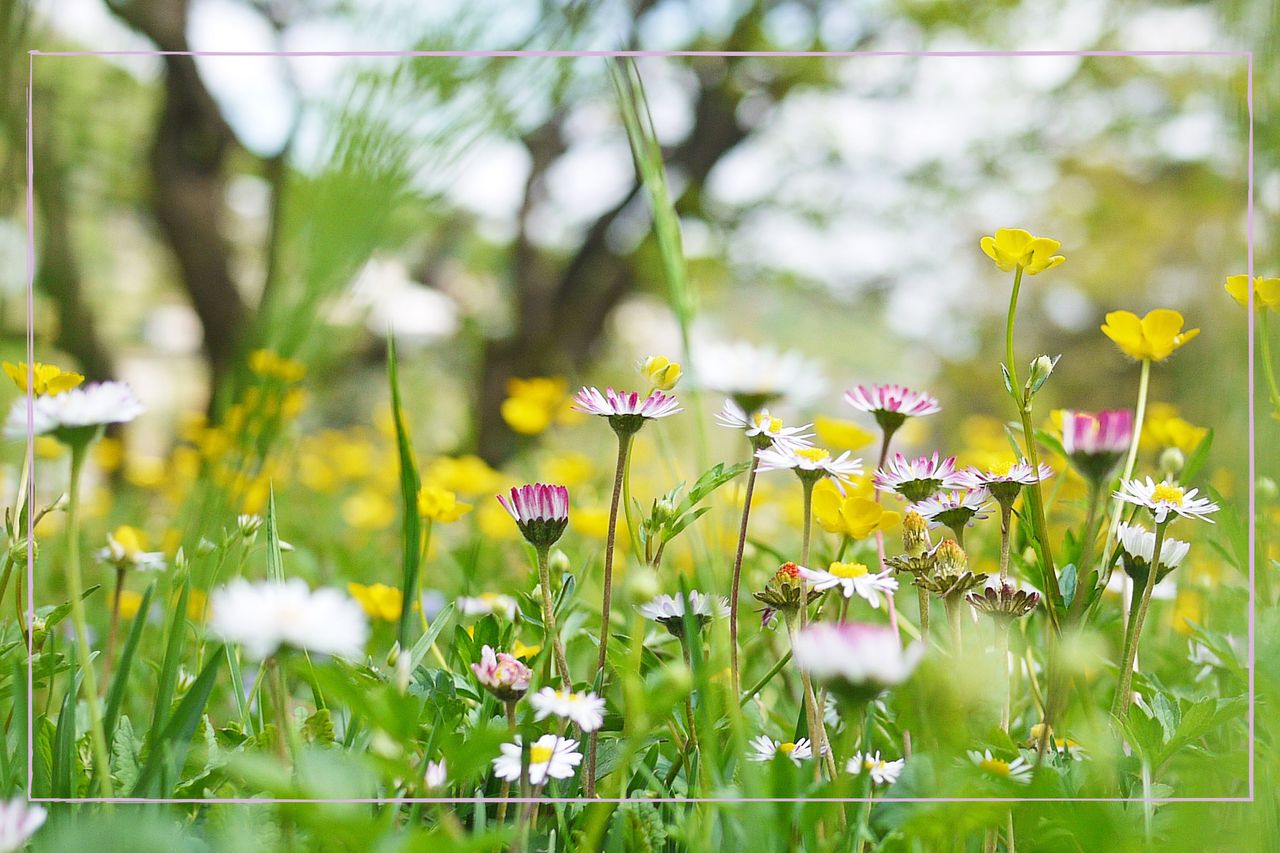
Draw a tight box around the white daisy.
[95,528,166,573]
[1116,523,1191,571]
[693,340,827,410]
[847,751,905,786]
[424,759,447,790]
[530,686,607,732]
[968,749,1032,784]
[873,452,964,502]
[457,593,518,620]
[637,591,729,637]
[1113,478,1220,524]
[793,622,923,698]
[755,445,863,487]
[749,734,813,765]
[572,387,682,420]
[209,578,369,661]
[798,561,899,609]
[492,734,582,785]
[910,489,993,531]
[715,399,813,450]
[471,645,532,701]
[0,796,47,853]
[4,380,144,439]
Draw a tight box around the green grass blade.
[132,647,225,797]
[104,579,156,745]
[387,334,423,652]
[51,668,79,798]
[265,485,286,582]
[149,576,192,736]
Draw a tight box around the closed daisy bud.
[902,511,931,558]
[934,539,967,575]
[471,645,532,701]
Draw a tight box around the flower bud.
[627,565,662,605]
[640,355,682,391]
[1159,446,1185,479]
[1024,354,1059,398]
[902,511,931,558]
[1258,476,1279,501]
[935,539,967,575]
[548,548,571,576]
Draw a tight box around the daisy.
[844,383,940,434]
[209,578,369,661]
[1116,522,1191,574]
[749,734,813,765]
[755,445,863,487]
[96,526,166,573]
[492,734,582,785]
[798,561,899,608]
[793,622,923,702]
[471,644,532,701]
[911,489,992,543]
[497,483,570,548]
[572,387,681,433]
[715,399,813,451]
[1113,478,1220,524]
[874,452,963,502]
[968,749,1032,784]
[693,340,827,411]
[637,590,729,638]
[1060,410,1132,484]
[957,458,1054,506]
[4,380,144,442]
[967,582,1040,622]
[847,751,905,786]
[424,758,447,790]
[530,686,607,732]
[0,796,47,853]
[457,593,518,620]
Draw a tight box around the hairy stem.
[1112,521,1168,718]
[728,454,759,697]
[535,545,571,690]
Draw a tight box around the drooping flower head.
[979,228,1066,275]
[637,590,729,638]
[844,384,940,436]
[1100,309,1199,362]
[874,452,963,503]
[1116,522,1192,589]
[967,582,1041,623]
[798,561,899,609]
[573,386,681,436]
[910,489,992,538]
[209,578,369,661]
[497,483,569,549]
[715,399,813,451]
[749,734,813,765]
[4,380,144,446]
[530,687,606,731]
[1225,275,1280,311]
[1113,478,1220,525]
[1060,410,1133,485]
[848,751,905,786]
[958,458,1054,507]
[755,445,863,488]
[968,748,1032,784]
[0,796,48,853]
[793,622,923,704]
[492,734,582,785]
[471,644,533,701]
[96,525,166,573]
[693,340,826,413]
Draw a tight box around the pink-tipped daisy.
[497,483,569,549]
[470,645,532,701]
[793,622,923,703]
[1113,478,1220,524]
[844,383,940,434]
[798,561,899,609]
[1060,409,1133,484]
[956,459,1054,506]
[873,452,964,503]
[910,489,992,538]
[715,399,813,451]
[755,445,863,487]
[573,387,681,435]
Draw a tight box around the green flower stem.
[1066,481,1105,625]
[496,700,517,824]
[784,612,830,782]
[943,594,964,656]
[739,649,791,705]
[728,452,760,697]
[874,428,900,637]
[853,702,876,853]
[584,430,632,797]
[102,565,127,695]
[997,504,1013,581]
[800,477,815,569]
[996,621,1012,732]
[1111,520,1169,718]
[1102,358,1151,574]
[0,552,14,618]
[1260,310,1280,413]
[66,441,114,798]
[535,545,571,690]
[917,586,931,645]
[267,655,291,763]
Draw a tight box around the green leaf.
[105,580,156,745]
[265,486,286,582]
[150,576,192,736]
[111,715,142,793]
[387,334,423,652]
[1181,428,1214,483]
[132,646,225,797]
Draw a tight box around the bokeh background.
[3,1,1272,550]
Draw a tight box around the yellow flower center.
[796,447,830,463]
[991,460,1016,477]
[752,413,782,433]
[778,742,797,754]
[530,745,554,764]
[980,758,1011,776]
[1151,484,1185,504]
[829,561,869,579]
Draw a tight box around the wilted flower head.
[1114,478,1220,524]
[979,228,1065,275]
[793,622,923,703]
[96,526,166,573]
[715,399,813,451]
[693,340,826,412]
[573,387,681,435]
[874,452,963,503]
[1101,309,1199,363]
[236,513,264,539]
[492,734,582,785]
[210,578,369,661]
[497,483,569,549]
[637,590,728,638]
[967,583,1040,622]
[844,383,940,434]
[5,380,144,444]
[471,644,532,701]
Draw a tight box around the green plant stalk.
[584,430,632,797]
[1111,520,1169,717]
[1102,358,1152,582]
[996,621,1012,731]
[1260,310,1280,413]
[728,453,760,697]
[1066,480,1105,625]
[65,441,114,797]
[0,552,13,617]
[535,544,571,689]
[784,612,826,782]
[101,565,127,694]
[740,649,792,705]
[874,427,900,637]
[853,701,876,853]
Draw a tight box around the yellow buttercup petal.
[980,228,1065,275]
[1140,309,1186,361]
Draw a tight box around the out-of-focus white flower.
[847,751,905,785]
[968,749,1032,784]
[424,758,447,790]
[693,340,826,410]
[749,735,813,765]
[793,622,922,701]
[457,593,518,620]
[209,578,368,660]
[5,381,144,440]
[0,796,47,853]
[530,687,606,731]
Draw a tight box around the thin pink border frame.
[22,47,1255,806]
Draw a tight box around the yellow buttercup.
[1100,309,1199,362]
[979,229,1066,275]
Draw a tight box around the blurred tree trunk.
[108,0,248,390]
